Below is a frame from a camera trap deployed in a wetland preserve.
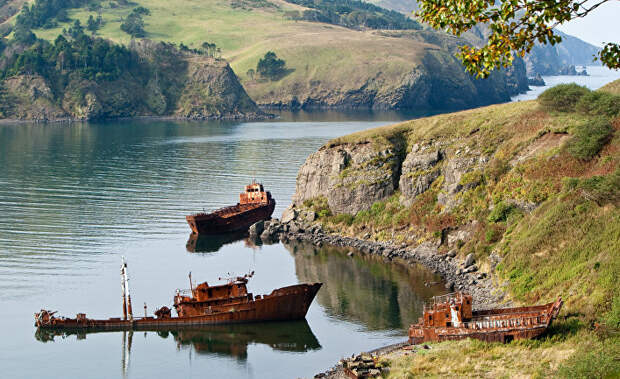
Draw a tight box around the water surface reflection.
[286,241,446,331]
[35,320,321,359]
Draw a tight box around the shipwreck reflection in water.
[285,241,447,331]
[35,320,321,362]
[185,231,258,253]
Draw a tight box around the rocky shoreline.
[0,111,274,124]
[249,213,510,378]
[250,215,509,311]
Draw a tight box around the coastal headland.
[256,79,620,377]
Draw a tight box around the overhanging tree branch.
[416,0,619,77]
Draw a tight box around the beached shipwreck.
[35,259,321,330]
[186,182,276,235]
[409,293,563,344]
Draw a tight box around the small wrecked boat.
[186,182,276,235]
[35,258,322,331]
[408,292,562,344]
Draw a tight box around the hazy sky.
[557,0,620,46]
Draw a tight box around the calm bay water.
[0,112,445,379]
[3,66,618,377]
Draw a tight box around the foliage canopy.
[416,0,619,77]
[256,51,287,81]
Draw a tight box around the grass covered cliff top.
[314,81,620,377]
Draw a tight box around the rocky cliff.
[289,81,619,334]
[0,40,263,121]
[248,29,528,111]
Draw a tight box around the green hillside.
[299,81,620,376]
[15,0,526,110]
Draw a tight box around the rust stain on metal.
[35,259,322,331]
[186,182,275,234]
[408,293,563,344]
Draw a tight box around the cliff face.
[251,31,529,111]
[290,83,619,336]
[294,142,404,214]
[293,127,488,215]
[0,41,263,121]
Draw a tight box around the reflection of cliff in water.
[285,241,446,331]
[35,320,320,361]
[186,231,257,253]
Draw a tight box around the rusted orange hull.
[36,283,321,330]
[186,199,275,234]
[409,297,563,344]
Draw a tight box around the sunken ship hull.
[409,293,563,344]
[35,283,322,331]
[187,182,276,235]
[186,200,275,235]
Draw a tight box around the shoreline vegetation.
[265,80,619,378]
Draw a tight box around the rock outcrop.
[293,143,403,214]
[0,41,264,122]
[293,137,488,215]
[398,147,441,205]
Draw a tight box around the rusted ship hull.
[409,297,563,344]
[36,283,321,330]
[186,200,275,235]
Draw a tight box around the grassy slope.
[319,81,620,377]
[27,0,438,104]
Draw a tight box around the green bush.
[488,201,514,223]
[566,118,613,160]
[333,213,354,226]
[318,209,331,218]
[538,83,590,113]
[563,168,620,205]
[576,91,620,117]
[370,201,386,215]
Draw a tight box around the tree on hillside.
[87,15,102,34]
[416,0,619,77]
[256,51,287,81]
[121,8,147,38]
[247,68,255,80]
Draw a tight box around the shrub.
[488,201,514,223]
[485,227,502,243]
[333,213,354,226]
[538,83,590,113]
[563,168,620,205]
[576,91,620,117]
[318,209,331,218]
[566,118,613,160]
[256,51,287,81]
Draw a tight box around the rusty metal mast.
[121,257,133,321]
[121,259,127,320]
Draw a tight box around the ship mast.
[121,257,134,321]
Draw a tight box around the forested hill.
[0,27,262,121]
[0,0,530,115]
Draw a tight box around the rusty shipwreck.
[186,182,275,235]
[408,293,562,344]
[35,258,322,330]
